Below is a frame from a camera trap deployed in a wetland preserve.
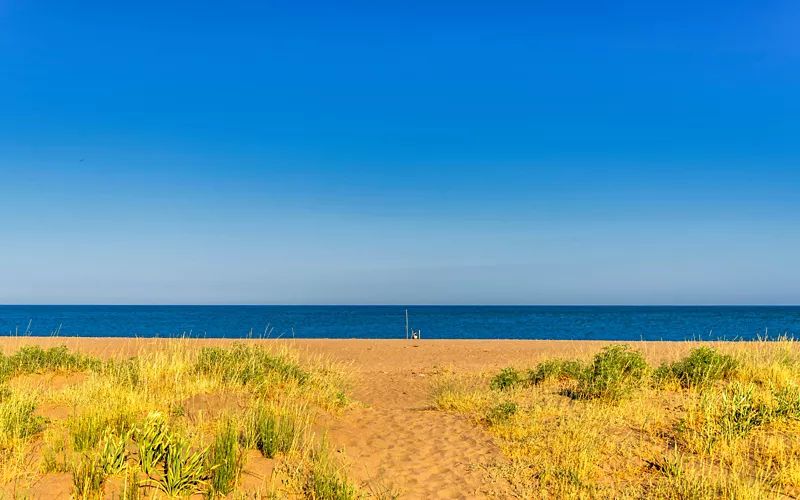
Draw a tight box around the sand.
[0,337,704,499]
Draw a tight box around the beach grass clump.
[771,383,800,420]
[485,401,518,424]
[195,343,309,388]
[41,428,70,473]
[208,415,245,497]
[131,412,211,496]
[71,453,106,500]
[644,470,769,500]
[0,392,46,443]
[0,345,101,381]
[571,344,650,402]
[430,374,501,414]
[300,439,361,500]
[68,412,108,452]
[242,400,308,459]
[489,367,524,391]
[528,359,585,385]
[679,381,800,455]
[99,357,142,388]
[698,383,769,443]
[654,347,738,389]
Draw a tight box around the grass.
[155,431,210,497]
[432,339,800,499]
[299,439,361,500]
[570,344,650,402]
[208,415,244,497]
[0,345,100,382]
[242,399,308,460]
[0,393,46,444]
[71,453,105,500]
[654,347,738,389]
[0,341,358,498]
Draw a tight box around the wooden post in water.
[406,309,409,340]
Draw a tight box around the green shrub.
[485,402,519,424]
[571,345,650,402]
[528,359,585,385]
[654,347,737,389]
[490,368,523,391]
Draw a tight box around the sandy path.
[320,370,504,499]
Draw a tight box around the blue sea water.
[0,306,799,341]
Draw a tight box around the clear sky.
[1,0,799,305]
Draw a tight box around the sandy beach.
[0,337,715,499]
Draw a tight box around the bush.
[485,402,518,424]
[528,359,585,385]
[571,345,650,402]
[654,347,737,389]
[490,368,523,391]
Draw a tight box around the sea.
[0,305,798,341]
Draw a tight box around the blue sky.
[1,0,799,304]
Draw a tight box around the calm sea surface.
[0,306,799,341]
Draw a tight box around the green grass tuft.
[570,344,650,402]
[654,347,738,389]
[208,415,244,497]
[528,359,585,385]
[195,344,309,388]
[489,367,523,391]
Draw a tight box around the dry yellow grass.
[0,340,361,499]
[431,338,800,499]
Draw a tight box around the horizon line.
[2,304,799,308]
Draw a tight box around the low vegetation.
[434,339,800,499]
[0,341,361,498]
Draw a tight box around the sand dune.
[0,337,710,499]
